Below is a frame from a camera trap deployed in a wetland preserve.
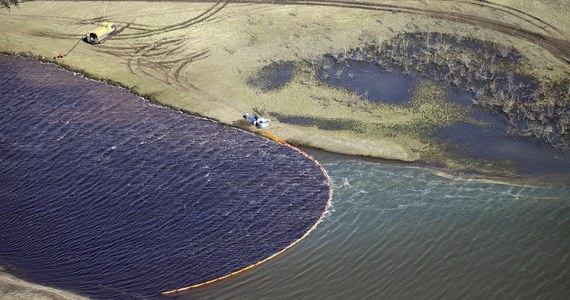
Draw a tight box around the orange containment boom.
[161,130,333,296]
[262,130,288,145]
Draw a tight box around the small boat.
[85,22,116,44]
[243,112,271,128]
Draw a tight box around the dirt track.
[52,0,563,97]
[1,3,569,296]
[3,0,568,162]
[87,0,570,66]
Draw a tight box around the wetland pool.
[251,52,570,180]
[1,52,569,300]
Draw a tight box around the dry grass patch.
[1,0,568,164]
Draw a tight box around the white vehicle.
[243,112,271,128]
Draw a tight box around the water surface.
[0,55,330,299]
[2,55,569,300]
[316,56,570,179]
[184,151,570,299]
[319,55,418,104]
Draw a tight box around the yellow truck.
[85,22,116,44]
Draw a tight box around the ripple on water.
[182,156,570,299]
[0,55,330,299]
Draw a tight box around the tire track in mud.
[102,0,570,65]
[100,0,570,95]
[223,0,570,64]
[113,0,565,41]
[90,1,225,90]
[44,0,568,63]
[33,0,569,93]
[438,0,567,39]
[98,37,209,90]
[114,0,228,39]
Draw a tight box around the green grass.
[1,0,568,170]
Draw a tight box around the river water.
[1,56,569,299]
[0,55,329,299]
[185,152,570,299]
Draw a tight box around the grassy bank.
[1,2,569,298]
[1,0,568,166]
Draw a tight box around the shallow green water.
[183,152,570,299]
[2,56,568,300]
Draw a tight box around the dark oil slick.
[0,55,330,299]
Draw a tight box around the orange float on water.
[162,130,333,296]
[262,130,287,145]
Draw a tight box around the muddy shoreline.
[2,1,569,180]
[6,50,567,186]
[0,266,86,300]
[1,2,569,297]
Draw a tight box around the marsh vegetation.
[247,31,569,175]
[253,32,569,152]
[2,0,569,177]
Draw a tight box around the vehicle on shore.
[244,112,271,128]
[85,22,116,44]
